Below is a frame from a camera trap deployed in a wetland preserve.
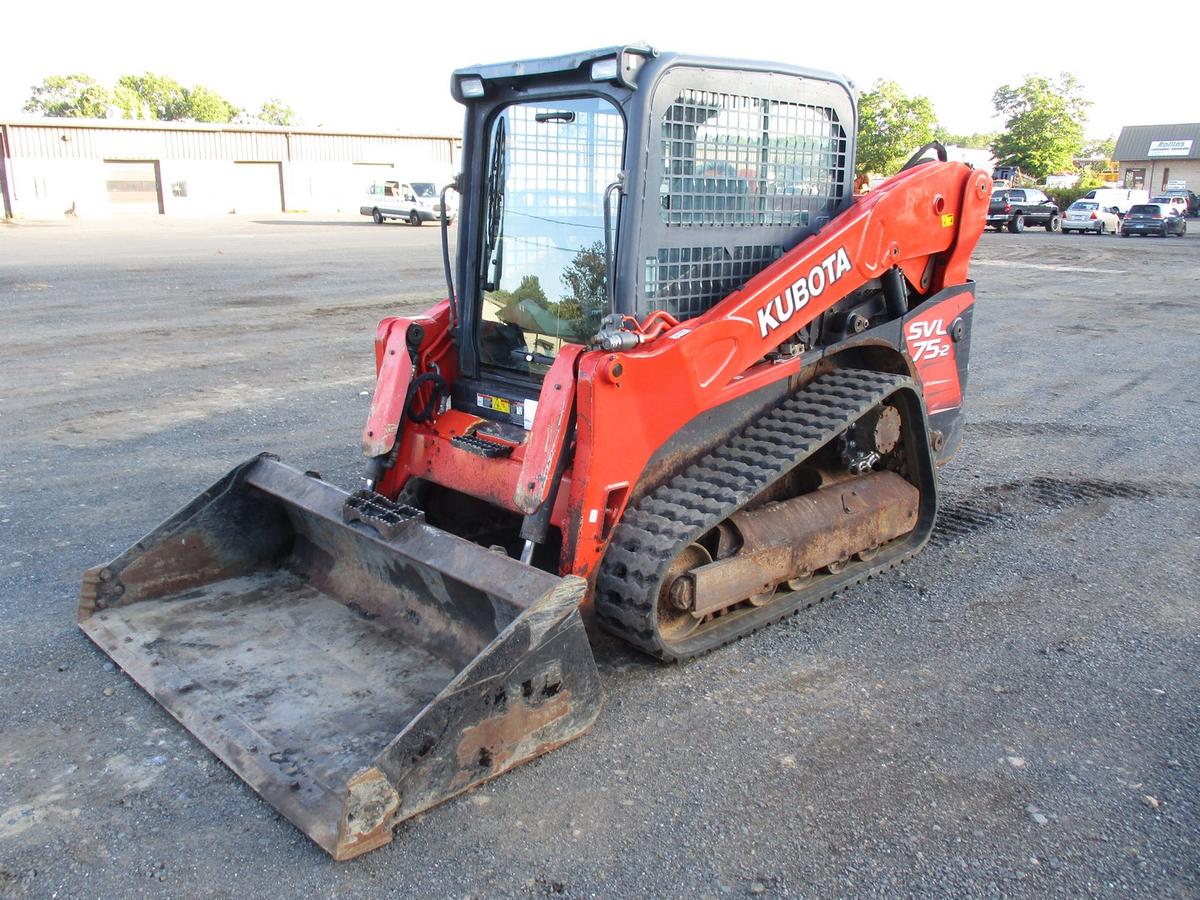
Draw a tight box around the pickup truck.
[987,188,1061,233]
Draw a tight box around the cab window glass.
[477,95,625,376]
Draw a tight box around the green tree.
[1081,136,1115,161]
[183,85,238,123]
[990,74,1090,179]
[558,241,607,327]
[934,129,999,150]
[1077,136,1116,187]
[112,83,147,119]
[115,72,187,120]
[512,275,547,305]
[23,75,111,118]
[258,98,296,126]
[856,80,939,177]
[113,74,237,122]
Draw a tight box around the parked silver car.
[1062,200,1120,235]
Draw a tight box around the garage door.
[104,160,162,214]
[232,162,283,213]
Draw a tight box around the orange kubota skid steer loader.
[79,45,990,859]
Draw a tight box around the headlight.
[590,57,619,81]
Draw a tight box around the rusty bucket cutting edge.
[78,454,602,860]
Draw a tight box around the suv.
[987,188,1061,233]
[1150,192,1197,218]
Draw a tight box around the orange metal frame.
[364,161,991,587]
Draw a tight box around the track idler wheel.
[659,543,711,641]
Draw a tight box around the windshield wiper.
[484,117,506,291]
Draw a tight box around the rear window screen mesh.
[659,89,847,228]
[644,244,784,318]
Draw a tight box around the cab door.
[400,183,417,216]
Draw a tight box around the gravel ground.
[1,214,1197,898]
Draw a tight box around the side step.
[79,455,601,859]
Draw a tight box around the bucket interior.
[79,458,580,855]
[96,568,460,790]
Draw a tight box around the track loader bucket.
[78,455,600,860]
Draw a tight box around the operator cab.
[445,45,855,426]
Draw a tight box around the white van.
[360,178,454,225]
[1081,188,1149,217]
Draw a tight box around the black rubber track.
[594,369,939,661]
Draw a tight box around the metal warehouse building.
[0,118,461,219]
[1114,122,1200,193]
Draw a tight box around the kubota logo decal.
[756,247,853,338]
[907,319,951,361]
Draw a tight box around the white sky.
[2,0,1193,140]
